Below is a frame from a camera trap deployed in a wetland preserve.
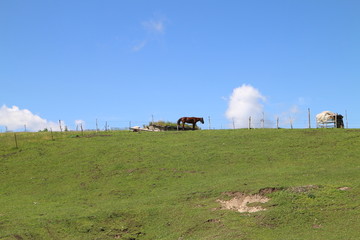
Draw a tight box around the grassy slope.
[0,129,360,239]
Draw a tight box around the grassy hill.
[1,129,360,239]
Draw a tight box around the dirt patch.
[216,186,325,213]
[217,192,270,213]
[258,187,281,195]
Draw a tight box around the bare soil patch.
[217,192,270,213]
[217,186,318,213]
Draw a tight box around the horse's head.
[200,118,204,124]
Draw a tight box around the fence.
[1,110,359,133]
[66,116,354,132]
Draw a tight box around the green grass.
[1,129,360,239]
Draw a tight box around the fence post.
[59,120,63,132]
[345,110,348,128]
[14,133,18,149]
[51,128,54,141]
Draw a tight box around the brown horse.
[177,117,204,130]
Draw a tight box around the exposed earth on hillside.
[217,185,351,213]
[217,192,270,213]
[217,187,280,213]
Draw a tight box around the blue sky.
[1,0,360,131]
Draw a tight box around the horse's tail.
[177,118,182,125]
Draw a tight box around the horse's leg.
[192,122,195,130]
[182,122,185,130]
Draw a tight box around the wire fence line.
[72,116,356,132]
[91,112,357,131]
[1,112,359,133]
[0,120,356,133]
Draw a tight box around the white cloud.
[0,105,63,131]
[142,19,165,34]
[225,84,266,128]
[132,40,147,52]
[75,120,85,130]
[132,17,166,51]
[273,103,304,128]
